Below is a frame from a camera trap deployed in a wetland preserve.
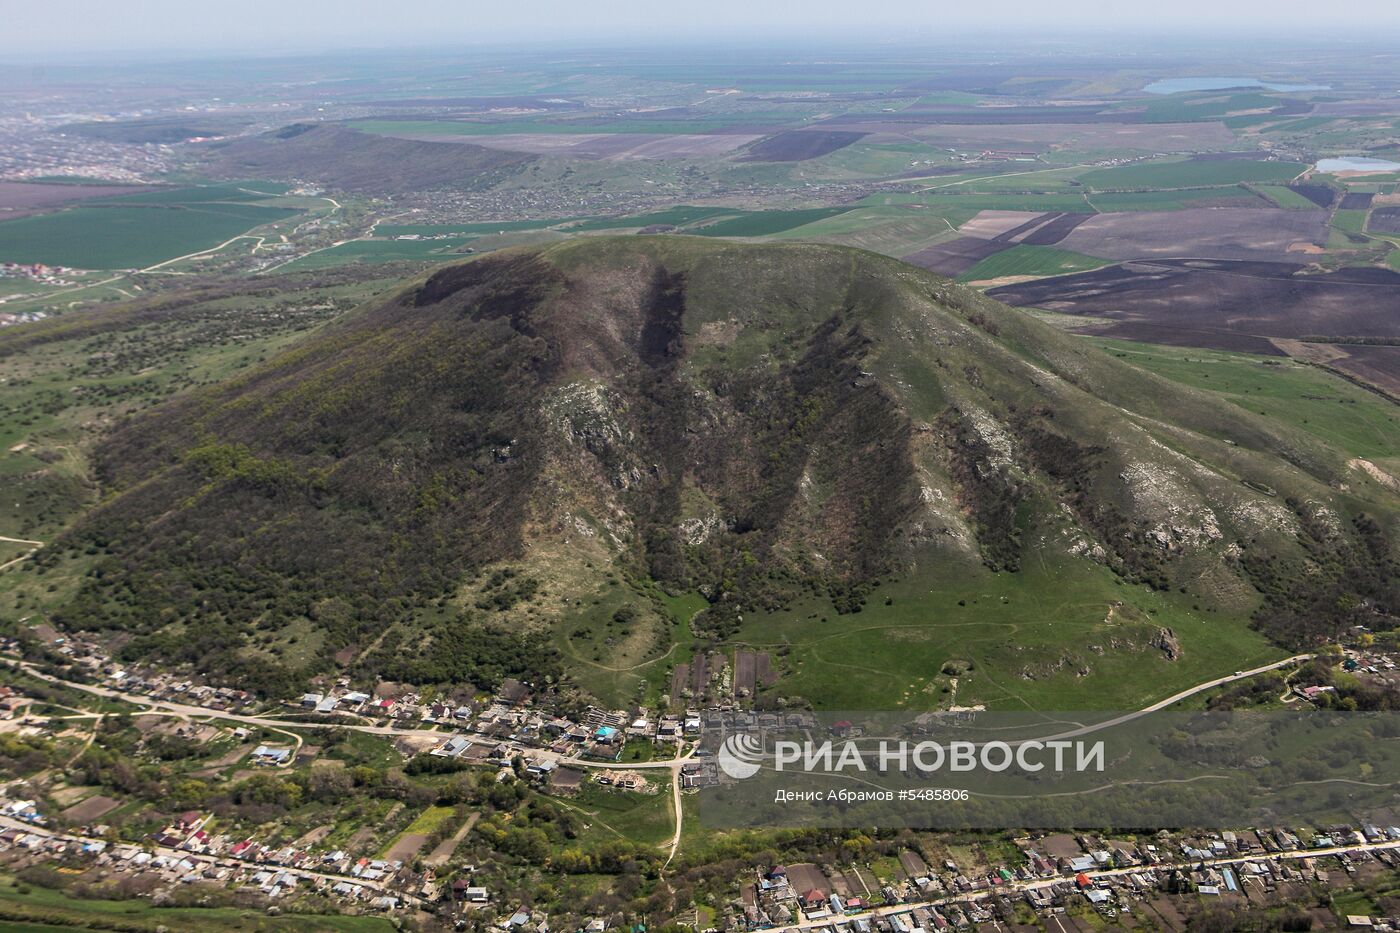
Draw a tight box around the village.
[1,626,1399,929]
[3,792,1400,931]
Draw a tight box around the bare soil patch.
[784,862,830,897]
[1368,206,1400,234]
[738,130,866,162]
[1057,208,1329,262]
[903,237,1008,276]
[293,824,335,848]
[959,210,1046,240]
[61,794,120,823]
[991,259,1400,376]
[0,181,156,220]
[382,831,430,862]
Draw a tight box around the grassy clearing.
[958,245,1112,282]
[404,804,456,834]
[568,780,674,849]
[735,553,1281,712]
[1090,338,1400,460]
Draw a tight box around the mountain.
[50,238,1399,697]
[200,123,536,195]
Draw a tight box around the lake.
[1315,156,1400,173]
[1144,77,1330,95]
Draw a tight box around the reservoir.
[1315,156,1400,173]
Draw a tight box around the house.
[251,745,293,766]
[432,736,471,758]
[175,811,204,831]
[300,693,323,708]
[451,878,490,902]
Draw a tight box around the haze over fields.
[1,21,1400,933]
[15,1,1400,53]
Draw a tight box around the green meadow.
[0,186,302,269]
[1089,338,1400,461]
[958,244,1111,282]
[692,207,856,237]
[1080,158,1305,190]
[734,553,1282,712]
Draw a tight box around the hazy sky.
[12,0,1400,56]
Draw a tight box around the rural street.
[0,814,400,897]
[767,837,1400,933]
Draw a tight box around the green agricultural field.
[0,185,303,269]
[691,207,855,237]
[1134,91,1286,123]
[1079,158,1305,190]
[375,219,572,236]
[281,236,477,269]
[1255,184,1321,208]
[569,206,740,231]
[1090,339,1400,460]
[347,117,745,136]
[97,182,278,204]
[958,245,1112,282]
[868,191,1094,213]
[1088,187,1268,210]
[1332,209,1370,235]
[942,166,1088,192]
[769,205,975,256]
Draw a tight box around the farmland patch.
[1079,157,1305,190]
[1056,208,1329,261]
[0,181,161,220]
[738,130,867,162]
[902,237,1007,276]
[1368,207,1400,234]
[990,259,1400,374]
[958,244,1112,283]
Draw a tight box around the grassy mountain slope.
[45,238,1400,700]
